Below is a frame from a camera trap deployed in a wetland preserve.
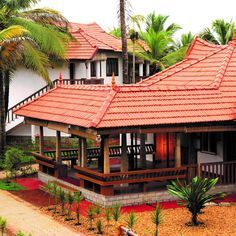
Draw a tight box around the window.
[90,61,96,77]
[69,62,75,80]
[201,133,217,154]
[106,58,119,76]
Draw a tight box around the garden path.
[0,190,84,236]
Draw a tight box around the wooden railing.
[43,144,154,161]
[75,165,187,186]
[7,78,104,123]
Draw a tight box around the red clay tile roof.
[14,37,236,129]
[66,23,121,59]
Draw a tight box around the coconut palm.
[119,0,129,84]
[109,27,121,38]
[145,12,181,36]
[200,19,235,45]
[0,0,70,158]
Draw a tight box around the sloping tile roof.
[14,37,236,129]
[66,23,121,59]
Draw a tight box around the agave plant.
[151,204,163,236]
[73,191,84,225]
[167,176,225,226]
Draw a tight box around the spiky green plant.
[73,191,84,225]
[0,217,6,236]
[87,205,95,230]
[96,219,103,234]
[112,203,122,227]
[126,211,137,231]
[42,181,53,210]
[51,182,58,215]
[95,204,101,216]
[66,191,74,220]
[58,187,66,215]
[151,204,163,236]
[105,207,112,236]
[167,176,225,226]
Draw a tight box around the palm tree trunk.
[119,0,129,84]
[4,71,10,119]
[0,70,6,159]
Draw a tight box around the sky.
[37,0,236,37]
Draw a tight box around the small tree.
[66,191,74,220]
[126,211,137,231]
[151,204,163,236]
[58,188,66,215]
[96,219,103,234]
[105,207,112,235]
[74,191,84,225]
[112,203,122,227]
[51,183,58,215]
[167,176,225,226]
[87,205,95,230]
[95,204,101,216]
[0,217,6,236]
[42,181,53,210]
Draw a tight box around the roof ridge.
[89,88,117,127]
[79,29,97,48]
[211,44,235,88]
[146,45,228,88]
[84,29,120,51]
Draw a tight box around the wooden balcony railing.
[7,78,104,123]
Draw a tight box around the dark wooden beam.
[56,131,62,164]
[121,134,128,172]
[39,126,44,154]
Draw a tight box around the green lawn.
[0,180,25,191]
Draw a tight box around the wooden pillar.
[81,138,87,168]
[140,133,146,169]
[175,133,181,167]
[39,126,44,154]
[188,133,196,165]
[78,138,82,166]
[56,131,62,164]
[103,135,110,174]
[121,134,129,172]
[166,133,170,168]
[98,136,104,172]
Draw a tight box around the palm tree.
[145,12,181,36]
[109,27,121,38]
[151,204,163,236]
[0,0,70,158]
[119,0,129,84]
[200,19,235,45]
[74,191,84,225]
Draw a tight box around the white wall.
[9,64,69,107]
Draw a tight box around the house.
[7,22,150,145]
[14,36,236,206]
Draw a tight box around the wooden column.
[175,133,181,167]
[39,126,44,154]
[166,133,170,168]
[188,133,196,164]
[121,134,129,172]
[78,138,82,166]
[140,134,146,169]
[81,138,87,168]
[103,135,110,174]
[56,131,62,164]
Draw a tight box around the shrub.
[151,204,163,236]
[87,205,95,230]
[96,219,103,234]
[0,217,6,236]
[126,211,137,231]
[73,191,84,225]
[42,181,53,210]
[167,176,225,226]
[58,188,66,215]
[95,204,101,215]
[66,191,74,220]
[112,203,122,226]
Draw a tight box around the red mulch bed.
[10,177,236,215]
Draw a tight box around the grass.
[0,180,25,191]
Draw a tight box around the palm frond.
[0,0,39,11]
[0,25,29,42]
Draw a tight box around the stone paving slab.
[0,190,83,236]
